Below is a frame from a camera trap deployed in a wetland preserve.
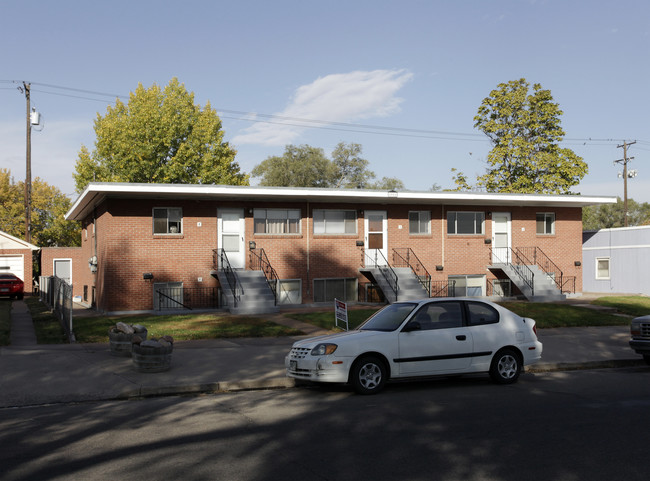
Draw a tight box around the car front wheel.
[490,349,521,384]
[351,356,387,395]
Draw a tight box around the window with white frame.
[277,279,302,304]
[313,210,357,234]
[447,212,484,235]
[409,211,431,234]
[536,212,555,235]
[153,207,182,234]
[596,257,610,280]
[254,209,300,234]
[448,275,485,297]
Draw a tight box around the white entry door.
[492,212,511,264]
[218,208,245,269]
[53,259,72,285]
[365,210,388,266]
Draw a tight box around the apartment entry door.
[364,210,388,266]
[491,212,511,264]
[218,208,245,269]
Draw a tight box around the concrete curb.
[110,359,647,402]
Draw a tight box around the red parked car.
[0,273,24,300]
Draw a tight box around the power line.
[3,79,650,145]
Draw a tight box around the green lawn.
[73,312,303,343]
[12,296,644,345]
[589,296,650,318]
[497,301,630,328]
[0,300,11,346]
[284,308,381,331]
[26,297,68,344]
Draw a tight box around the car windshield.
[359,303,418,331]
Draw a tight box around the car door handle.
[456,335,467,341]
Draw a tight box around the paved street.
[2,367,650,481]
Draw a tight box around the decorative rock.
[133,324,147,334]
[109,323,147,357]
[140,339,163,348]
[116,322,135,335]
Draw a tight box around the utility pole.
[615,140,636,227]
[23,82,32,243]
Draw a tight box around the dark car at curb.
[630,315,650,365]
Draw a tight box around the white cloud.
[232,69,413,146]
[0,119,93,197]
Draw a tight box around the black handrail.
[491,247,535,297]
[516,247,564,292]
[392,248,431,296]
[249,248,278,306]
[215,248,242,307]
[431,280,456,297]
[363,248,399,301]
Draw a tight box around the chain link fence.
[39,276,74,343]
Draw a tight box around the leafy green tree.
[372,177,404,190]
[252,142,403,189]
[0,169,80,247]
[582,197,650,230]
[74,78,248,192]
[331,142,375,188]
[467,78,587,194]
[251,145,335,187]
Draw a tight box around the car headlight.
[311,343,338,356]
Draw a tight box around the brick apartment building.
[63,182,615,314]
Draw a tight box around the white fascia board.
[65,182,618,220]
[0,230,40,250]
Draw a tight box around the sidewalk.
[0,300,642,408]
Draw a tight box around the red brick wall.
[40,246,88,299]
[86,197,584,312]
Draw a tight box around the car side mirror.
[403,321,421,332]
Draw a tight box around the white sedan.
[285,298,543,394]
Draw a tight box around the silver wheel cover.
[358,362,382,390]
[497,354,518,379]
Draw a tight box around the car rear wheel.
[351,356,387,395]
[490,349,521,384]
[643,355,650,366]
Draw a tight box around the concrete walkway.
[8,300,37,346]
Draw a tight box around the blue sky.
[1,0,649,201]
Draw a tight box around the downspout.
[440,204,445,269]
[306,201,310,298]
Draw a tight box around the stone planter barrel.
[108,327,148,357]
[132,342,173,372]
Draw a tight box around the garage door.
[0,255,24,281]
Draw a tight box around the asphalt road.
[2,368,650,481]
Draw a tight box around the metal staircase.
[359,249,430,303]
[211,249,279,315]
[489,247,566,301]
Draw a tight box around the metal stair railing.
[363,248,399,301]
[491,247,535,297]
[392,248,431,296]
[249,248,279,306]
[431,280,456,298]
[516,247,564,292]
[214,248,243,307]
